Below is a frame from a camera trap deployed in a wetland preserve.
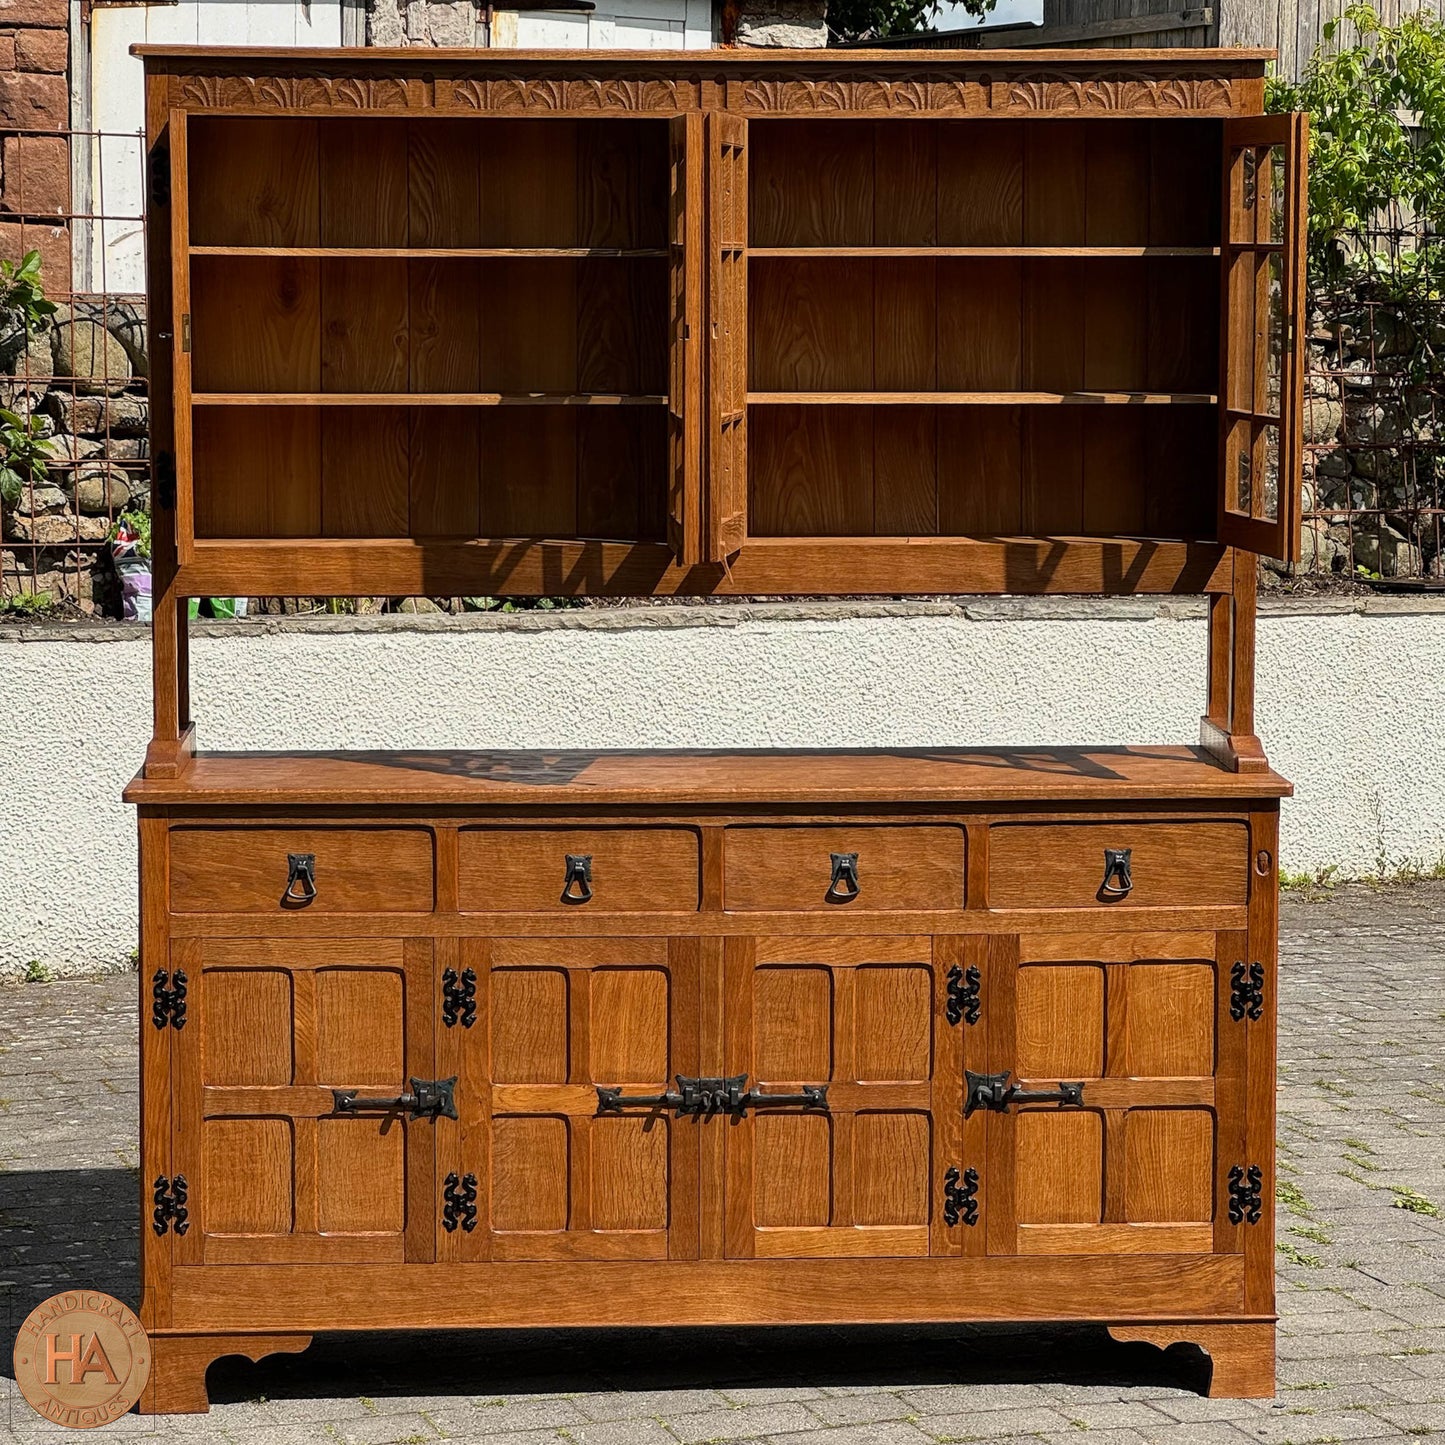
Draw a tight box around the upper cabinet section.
[143,49,1302,595]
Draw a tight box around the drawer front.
[458,827,701,912]
[724,826,966,911]
[170,827,435,913]
[988,821,1248,909]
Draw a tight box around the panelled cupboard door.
[707,111,747,561]
[977,932,1249,1262]
[1219,113,1308,562]
[170,937,435,1266]
[439,936,700,1263]
[722,935,963,1260]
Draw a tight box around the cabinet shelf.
[192,393,668,407]
[748,247,1221,259]
[189,246,670,259]
[746,391,1219,406]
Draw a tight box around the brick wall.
[0,0,69,295]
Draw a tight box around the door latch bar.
[964,1069,1085,1117]
[597,1074,829,1117]
[332,1075,458,1120]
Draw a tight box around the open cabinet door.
[668,113,703,565]
[1219,114,1308,562]
[707,112,747,561]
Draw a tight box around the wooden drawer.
[169,827,435,913]
[988,820,1248,909]
[458,827,701,912]
[724,825,966,911]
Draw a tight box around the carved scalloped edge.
[1108,1322,1276,1398]
[142,1333,313,1415]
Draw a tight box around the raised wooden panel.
[1017,963,1105,1079]
[490,969,569,1084]
[853,1112,931,1225]
[491,1116,570,1232]
[315,967,404,1085]
[458,827,701,913]
[724,826,966,912]
[203,1119,293,1234]
[591,968,670,1082]
[989,821,1248,909]
[854,966,931,1082]
[591,1116,670,1231]
[1016,1111,1103,1224]
[1126,963,1216,1077]
[204,970,292,1086]
[755,1113,832,1227]
[754,966,833,1081]
[169,827,435,914]
[1127,1109,1214,1223]
[316,1119,406,1233]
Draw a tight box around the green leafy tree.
[1268,2,1445,292]
[828,0,996,45]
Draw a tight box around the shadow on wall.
[0,1170,1214,1406]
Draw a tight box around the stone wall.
[0,299,150,613]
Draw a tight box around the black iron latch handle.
[826,851,860,903]
[284,852,317,905]
[561,853,593,904]
[332,1075,458,1120]
[596,1074,829,1117]
[964,1069,1086,1118]
[1098,847,1133,900]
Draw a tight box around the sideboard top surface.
[123,745,1291,806]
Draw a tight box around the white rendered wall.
[2,599,1443,975]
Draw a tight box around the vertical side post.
[1200,550,1266,772]
[142,72,194,778]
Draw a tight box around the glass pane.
[1268,144,1287,245]
[1227,417,1253,515]
[1227,251,1256,410]
[1258,421,1279,522]
[1265,249,1284,417]
[1230,148,1258,245]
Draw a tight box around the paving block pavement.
[1,882,1442,1443]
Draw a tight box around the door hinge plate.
[1228,1163,1264,1224]
[152,1174,189,1235]
[442,1171,478,1232]
[942,1165,979,1227]
[946,963,980,1026]
[151,968,187,1029]
[1229,961,1265,1021]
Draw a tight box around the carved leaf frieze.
[994,72,1236,113]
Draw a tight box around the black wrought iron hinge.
[1227,1164,1263,1224]
[946,964,980,1027]
[441,967,477,1028]
[151,968,187,1030]
[155,451,176,511]
[942,1165,979,1227]
[1229,961,1265,1022]
[442,1171,478,1233]
[152,1174,189,1235]
[148,141,169,209]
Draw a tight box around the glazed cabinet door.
[707,111,747,560]
[971,932,1253,1261]
[439,936,700,1261]
[169,937,435,1265]
[668,112,703,564]
[1219,113,1308,562]
[722,935,962,1259]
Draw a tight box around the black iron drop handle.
[826,851,860,903]
[964,1069,1086,1118]
[283,852,317,904]
[561,853,593,905]
[597,1074,830,1117]
[332,1075,458,1120]
[1099,846,1133,900]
